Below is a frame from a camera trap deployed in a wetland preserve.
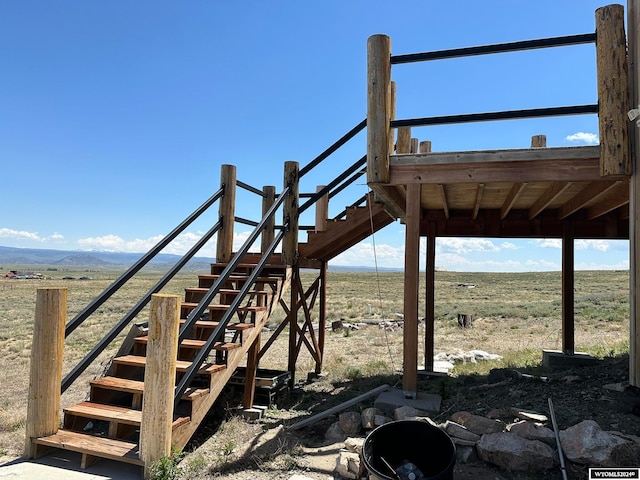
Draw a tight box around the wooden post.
[367,34,392,184]
[628,0,640,387]
[217,164,237,263]
[315,185,329,232]
[282,161,299,265]
[140,294,181,479]
[24,288,67,458]
[596,4,631,177]
[288,267,300,386]
[531,135,547,148]
[390,81,397,156]
[396,127,411,154]
[243,333,261,409]
[419,141,432,154]
[562,221,575,354]
[316,262,327,374]
[410,138,419,154]
[261,185,276,253]
[403,183,420,397]
[424,223,436,372]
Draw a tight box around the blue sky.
[0,1,630,272]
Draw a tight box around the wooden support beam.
[314,185,329,232]
[419,141,432,154]
[25,288,67,458]
[367,34,392,184]
[562,223,575,354]
[559,180,621,219]
[424,223,436,372]
[261,186,276,253]
[282,161,299,265]
[596,4,631,177]
[531,134,547,148]
[437,184,449,220]
[140,294,180,479]
[472,183,484,220]
[501,182,527,219]
[403,183,420,397]
[316,263,327,374]
[390,81,397,157]
[410,138,419,154]
[288,267,300,386]
[396,127,412,154]
[629,0,640,387]
[528,181,573,220]
[587,180,630,219]
[217,164,236,263]
[243,333,261,409]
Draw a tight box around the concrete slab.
[542,349,599,368]
[374,388,441,416]
[0,450,142,480]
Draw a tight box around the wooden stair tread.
[185,287,270,295]
[113,355,226,374]
[32,429,143,466]
[181,302,267,311]
[179,319,254,330]
[90,376,208,400]
[134,336,241,351]
[65,401,190,429]
[198,274,281,282]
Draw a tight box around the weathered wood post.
[24,288,67,458]
[316,262,327,374]
[403,183,421,397]
[596,4,630,177]
[314,185,329,233]
[396,127,412,154]
[217,164,237,263]
[243,334,261,409]
[562,221,575,354]
[531,135,546,148]
[140,294,181,479]
[628,0,640,387]
[261,185,276,253]
[367,34,392,184]
[282,161,299,265]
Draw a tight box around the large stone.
[394,405,427,420]
[477,432,559,471]
[509,420,556,446]
[444,420,481,442]
[325,421,346,441]
[559,420,640,466]
[451,411,505,435]
[361,407,383,429]
[456,445,478,464]
[335,451,361,479]
[344,437,364,455]
[339,411,362,435]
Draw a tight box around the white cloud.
[331,241,404,269]
[536,239,561,249]
[501,241,517,250]
[576,240,610,252]
[0,227,44,241]
[566,132,599,145]
[437,237,500,254]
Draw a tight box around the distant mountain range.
[0,246,400,272]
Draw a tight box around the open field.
[0,265,632,473]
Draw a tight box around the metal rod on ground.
[548,397,568,480]
[288,384,390,430]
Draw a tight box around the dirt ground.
[174,353,640,480]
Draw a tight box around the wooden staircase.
[32,260,291,469]
[300,192,395,261]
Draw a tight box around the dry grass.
[0,266,630,460]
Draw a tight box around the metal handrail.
[173,227,286,408]
[61,220,222,393]
[64,187,225,337]
[177,183,292,344]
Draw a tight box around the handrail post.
[596,4,630,177]
[217,164,237,263]
[25,288,67,458]
[367,34,392,184]
[314,185,329,232]
[140,294,181,479]
[282,161,299,265]
[396,126,412,154]
[261,186,276,254]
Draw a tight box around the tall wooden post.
[367,34,392,184]
[24,288,67,458]
[628,0,640,387]
[261,185,276,253]
[424,223,436,372]
[140,294,181,479]
[243,333,261,409]
[282,161,299,265]
[596,4,630,177]
[217,164,237,263]
[396,127,412,154]
[288,267,301,386]
[316,262,327,374]
[315,185,329,232]
[562,221,575,354]
[403,183,421,397]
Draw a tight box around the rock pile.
[322,405,640,478]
